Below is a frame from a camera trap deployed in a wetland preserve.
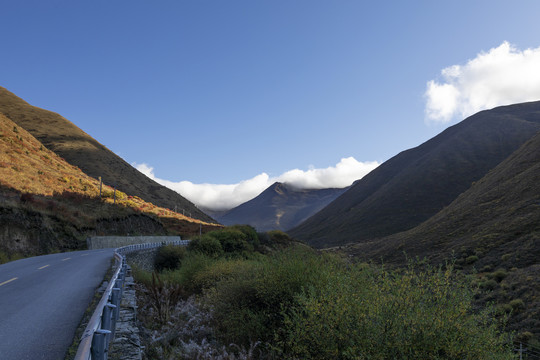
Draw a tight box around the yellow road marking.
[62,257,71,261]
[0,277,18,287]
[38,265,50,270]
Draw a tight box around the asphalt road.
[0,249,115,360]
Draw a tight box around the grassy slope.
[0,86,214,223]
[290,101,540,248]
[346,131,540,338]
[0,113,220,257]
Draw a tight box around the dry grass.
[0,113,221,235]
[0,86,215,223]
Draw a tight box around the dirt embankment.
[0,205,167,258]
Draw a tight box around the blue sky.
[2,1,540,210]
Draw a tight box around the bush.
[209,228,253,254]
[281,264,514,359]
[229,225,260,248]
[480,279,498,290]
[466,255,479,264]
[509,299,525,311]
[187,235,223,258]
[173,253,214,294]
[489,269,508,282]
[206,246,335,346]
[191,258,253,293]
[266,230,293,246]
[154,245,186,272]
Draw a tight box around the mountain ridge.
[290,101,540,248]
[216,182,348,231]
[0,86,214,223]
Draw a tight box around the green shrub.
[489,269,508,282]
[267,230,293,246]
[229,225,260,248]
[509,299,525,311]
[480,264,493,272]
[281,264,514,359]
[187,235,223,257]
[173,253,214,294]
[210,228,253,253]
[154,245,186,272]
[466,255,479,264]
[480,279,498,290]
[206,246,336,346]
[191,258,253,293]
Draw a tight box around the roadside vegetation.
[133,226,515,359]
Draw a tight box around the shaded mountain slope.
[217,182,348,231]
[0,113,220,259]
[346,130,540,338]
[290,101,540,248]
[0,87,213,222]
[349,130,540,267]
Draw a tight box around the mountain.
[348,129,540,266]
[346,130,540,337]
[216,182,348,231]
[0,87,213,223]
[290,101,540,248]
[0,112,220,258]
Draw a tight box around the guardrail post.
[111,288,121,320]
[121,264,127,281]
[102,303,116,348]
[110,288,121,339]
[115,278,124,299]
[91,329,111,360]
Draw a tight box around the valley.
[0,86,538,355]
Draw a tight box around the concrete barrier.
[87,236,182,250]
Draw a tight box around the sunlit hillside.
[0,86,214,223]
[0,113,220,258]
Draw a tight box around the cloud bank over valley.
[134,157,379,211]
[425,41,540,123]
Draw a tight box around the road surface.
[0,249,115,360]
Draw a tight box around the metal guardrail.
[74,239,189,360]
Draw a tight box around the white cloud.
[425,41,540,123]
[277,157,379,189]
[133,157,379,211]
